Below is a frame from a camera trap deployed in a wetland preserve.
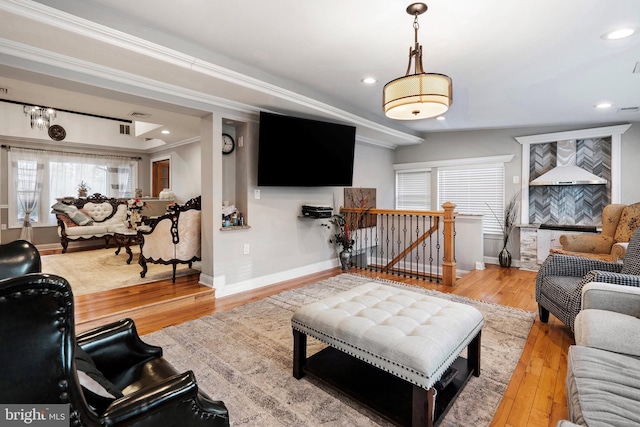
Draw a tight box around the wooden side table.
[113,229,142,264]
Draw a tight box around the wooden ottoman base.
[293,329,481,427]
[291,283,484,427]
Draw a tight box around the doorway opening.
[152,158,170,197]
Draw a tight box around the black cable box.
[301,205,333,218]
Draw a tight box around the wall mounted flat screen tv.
[257,111,356,187]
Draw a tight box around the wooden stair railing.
[340,202,457,286]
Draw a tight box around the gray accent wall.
[528,138,611,225]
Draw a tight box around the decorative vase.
[339,248,353,271]
[78,189,87,198]
[499,246,512,268]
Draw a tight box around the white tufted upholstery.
[82,202,114,222]
[292,282,484,390]
[138,196,201,282]
[60,204,128,238]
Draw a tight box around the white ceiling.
[0,0,639,150]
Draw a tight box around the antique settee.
[138,196,201,283]
[0,273,230,426]
[554,202,640,262]
[560,281,640,426]
[52,193,128,253]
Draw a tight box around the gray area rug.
[145,274,536,426]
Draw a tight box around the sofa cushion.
[614,202,640,243]
[64,224,110,237]
[574,309,640,358]
[566,345,640,426]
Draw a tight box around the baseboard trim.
[212,259,338,298]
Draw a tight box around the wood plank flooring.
[71,263,573,427]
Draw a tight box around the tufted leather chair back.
[0,274,90,422]
[0,240,42,279]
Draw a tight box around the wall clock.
[222,133,235,154]
[48,124,66,141]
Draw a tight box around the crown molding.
[0,0,423,147]
[514,124,631,145]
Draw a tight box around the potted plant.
[487,192,520,268]
[77,181,90,198]
[323,214,355,270]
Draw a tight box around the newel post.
[441,201,457,286]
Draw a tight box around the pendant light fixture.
[383,3,452,120]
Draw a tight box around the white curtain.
[107,157,136,198]
[12,148,45,242]
[9,147,138,229]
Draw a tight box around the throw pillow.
[56,214,76,228]
[614,202,640,243]
[51,202,94,226]
[75,345,123,413]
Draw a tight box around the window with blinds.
[396,169,431,210]
[437,165,505,234]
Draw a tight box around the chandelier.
[383,3,452,120]
[23,105,57,130]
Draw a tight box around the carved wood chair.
[138,196,201,283]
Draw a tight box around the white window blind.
[396,170,431,210]
[437,165,505,234]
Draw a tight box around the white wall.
[211,138,396,297]
[150,142,202,204]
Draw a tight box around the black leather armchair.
[0,273,229,427]
[0,239,41,279]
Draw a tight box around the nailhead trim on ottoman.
[291,282,484,390]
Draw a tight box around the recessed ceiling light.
[601,28,635,40]
[595,102,613,109]
[436,116,446,121]
[161,130,170,134]
[361,77,377,84]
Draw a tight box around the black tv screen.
[257,112,356,186]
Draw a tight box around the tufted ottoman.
[291,282,484,427]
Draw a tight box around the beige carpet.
[145,274,536,426]
[41,247,201,295]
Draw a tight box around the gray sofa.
[561,281,640,426]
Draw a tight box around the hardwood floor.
[72,263,573,427]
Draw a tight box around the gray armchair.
[536,228,640,331]
[562,282,640,426]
